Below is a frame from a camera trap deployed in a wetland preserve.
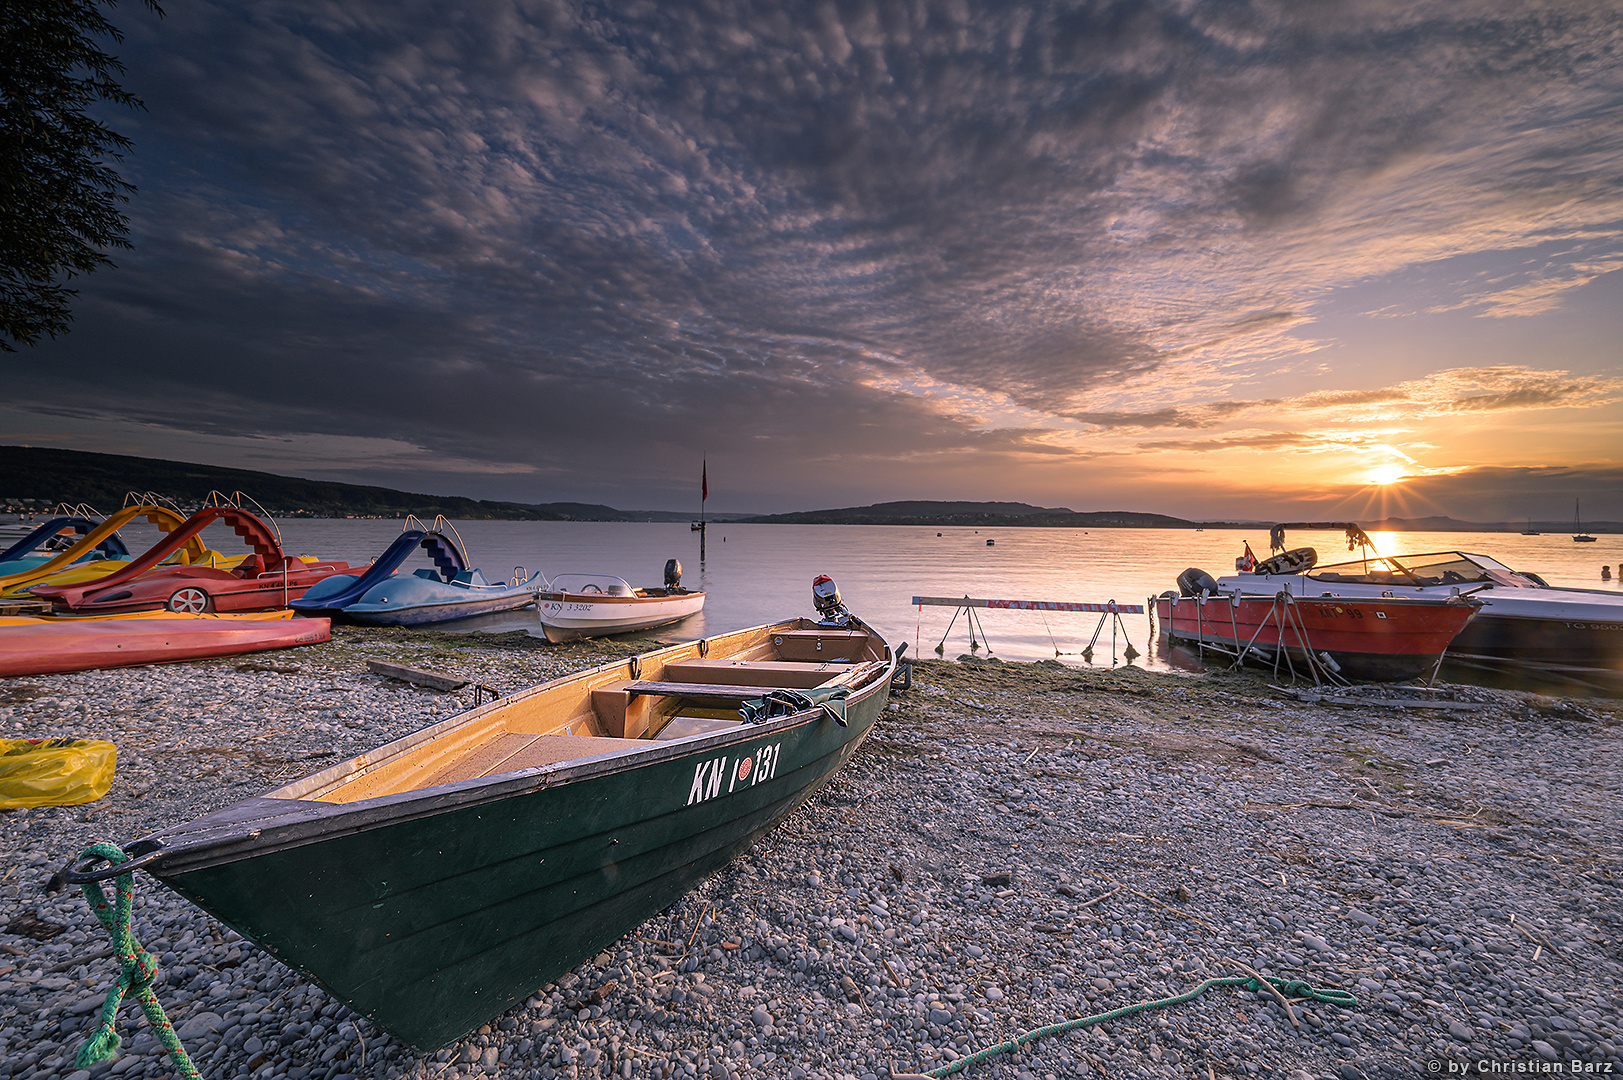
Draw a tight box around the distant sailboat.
[1574,499,1596,543]
[1521,516,1540,536]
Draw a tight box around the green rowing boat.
[58,585,898,1049]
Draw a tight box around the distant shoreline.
[3,446,1615,532]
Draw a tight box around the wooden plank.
[911,595,1144,614]
[367,660,469,692]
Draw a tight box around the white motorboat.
[535,560,706,642]
[1222,524,1623,681]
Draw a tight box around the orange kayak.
[0,610,330,677]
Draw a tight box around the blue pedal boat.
[292,519,541,626]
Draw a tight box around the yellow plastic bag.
[0,738,117,809]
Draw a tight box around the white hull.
[536,589,706,642]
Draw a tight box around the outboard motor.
[812,574,851,625]
[1176,567,1220,597]
[664,558,683,591]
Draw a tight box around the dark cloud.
[1069,400,1259,429]
[10,0,1622,511]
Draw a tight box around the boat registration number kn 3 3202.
[687,742,782,805]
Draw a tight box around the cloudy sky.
[7,0,1622,520]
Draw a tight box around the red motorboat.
[0,610,330,677]
[31,500,362,615]
[1153,569,1480,682]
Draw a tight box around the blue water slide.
[291,530,466,612]
[0,517,128,564]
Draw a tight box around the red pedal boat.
[0,610,331,678]
[31,498,361,615]
[1153,569,1480,681]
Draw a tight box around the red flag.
[701,461,708,502]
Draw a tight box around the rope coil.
[70,841,201,1079]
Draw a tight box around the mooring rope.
[892,973,1356,1079]
[70,841,201,1079]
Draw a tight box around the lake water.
[238,519,1623,678]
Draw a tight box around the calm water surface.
[252,520,1621,676]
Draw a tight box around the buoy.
[986,539,994,546]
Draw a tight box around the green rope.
[911,974,1356,1078]
[71,841,201,1080]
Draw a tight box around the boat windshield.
[1309,551,1540,588]
[547,573,637,596]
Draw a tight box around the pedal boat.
[293,521,541,625]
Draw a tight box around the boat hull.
[1443,613,1623,677]
[1239,564,1623,679]
[0,611,331,677]
[102,618,891,1049]
[1154,592,1477,681]
[341,591,537,626]
[536,589,706,642]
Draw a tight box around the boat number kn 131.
[687,743,782,806]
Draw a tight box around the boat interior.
[290,619,891,806]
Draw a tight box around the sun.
[1368,463,1407,485]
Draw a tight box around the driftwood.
[366,660,469,692]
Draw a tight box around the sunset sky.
[6,0,1621,520]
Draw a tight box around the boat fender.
[1255,547,1317,576]
[1176,568,1219,597]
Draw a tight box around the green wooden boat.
[58,590,898,1050]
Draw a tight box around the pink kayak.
[0,610,330,677]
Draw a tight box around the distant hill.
[0,446,656,521]
[1350,515,1618,534]
[742,504,1621,532]
[742,500,1218,528]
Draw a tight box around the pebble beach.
[2,627,1620,1080]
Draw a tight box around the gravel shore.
[2,627,1620,1080]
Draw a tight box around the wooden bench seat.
[769,629,870,662]
[661,658,849,689]
[591,678,809,739]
